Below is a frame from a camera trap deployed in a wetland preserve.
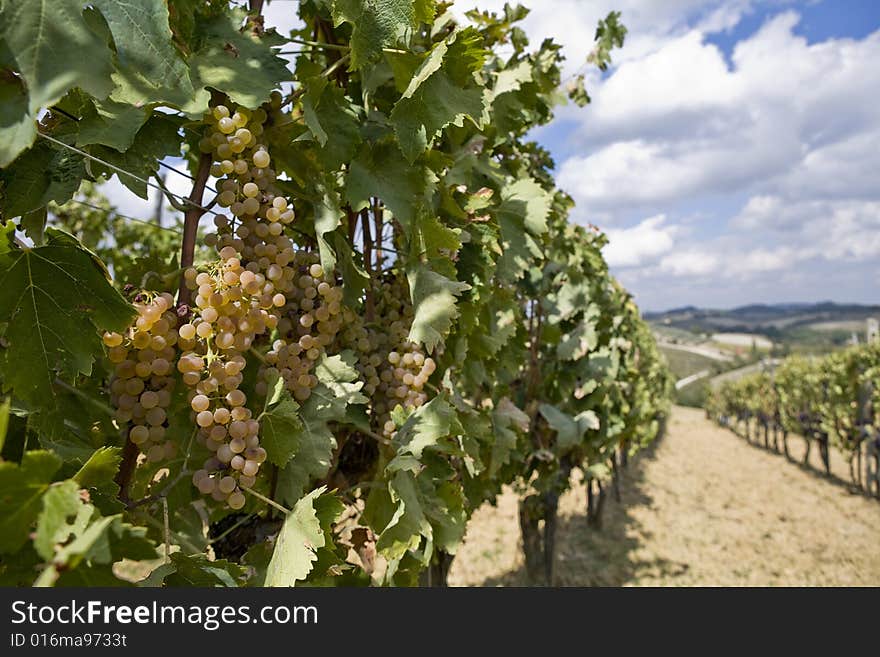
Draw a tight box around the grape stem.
[153,173,190,213]
[359,428,392,446]
[285,38,349,51]
[53,378,116,416]
[178,152,213,307]
[125,468,190,510]
[373,198,384,269]
[207,512,257,545]
[248,346,268,365]
[321,53,351,80]
[114,438,140,504]
[241,486,291,515]
[362,210,375,321]
[138,511,201,555]
[162,497,171,563]
[246,0,265,35]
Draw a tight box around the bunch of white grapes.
[105,294,178,463]
[178,247,274,509]
[337,276,436,437]
[176,100,345,507]
[201,102,345,403]
[257,254,346,402]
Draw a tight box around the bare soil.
[448,405,880,586]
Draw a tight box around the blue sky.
[710,0,880,51]
[102,1,880,313]
[492,0,880,312]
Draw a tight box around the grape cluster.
[105,294,178,463]
[178,248,274,509]
[337,276,436,437]
[258,254,346,402]
[176,100,344,507]
[201,102,345,403]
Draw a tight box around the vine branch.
[362,209,375,321]
[178,152,213,306]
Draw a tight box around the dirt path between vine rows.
[448,405,880,586]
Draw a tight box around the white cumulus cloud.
[603,215,677,267]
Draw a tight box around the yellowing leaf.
[265,487,327,587]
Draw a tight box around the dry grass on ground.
[448,406,880,586]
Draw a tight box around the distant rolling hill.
[645,302,880,335]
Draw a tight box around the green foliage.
[0,0,672,588]
[390,28,487,161]
[0,450,62,553]
[187,11,291,111]
[275,354,367,505]
[589,11,627,71]
[0,70,36,167]
[0,0,115,117]
[48,183,186,291]
[0,228,134,408]
[92,0,194,109]
[331,0,437,69]
[710,343,880,465]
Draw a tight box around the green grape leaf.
[91,0,195,109]
[314,351,367,404]
[345,139,434,231]
[0,450,63,554]
[405,263,469,353]
[493,176,552,282]
[305,493,348,585]
[538,404,578,452]
[329,229,370,308]
[331,0,437,69]
[35,510,157,586]
[89,115,182,198]
[187,12,290,111]
[147,553,244,587]
[0,69,36,167]
[496,214,542,283]
[76,99,150,151]
[492,60,533,98]
[314,188,344,276]
[265,486,327,587]
[20,207,47,245]
[0,229,135,409]
[273,402,334,505]
[552,279,594,322]
[301,78,362,170]
[498,176,552,236]
[299,70,330,145]
[410,214,461,279]
[258,378,304,469]
[0,0,114,114]
[557,311,600,361]
[0,396,10,454]
[275,354,366,505]
[26,376,116,467]
[0,544,42,586]
[490,397,528,476]
[538,404,600,452]
[73,446,122,493]
[391,28,487,161]
[372,470,432,562]
[426,480,466,554]
[389,395,460,469]
[34,480,90,561]
[1,140,85,219]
